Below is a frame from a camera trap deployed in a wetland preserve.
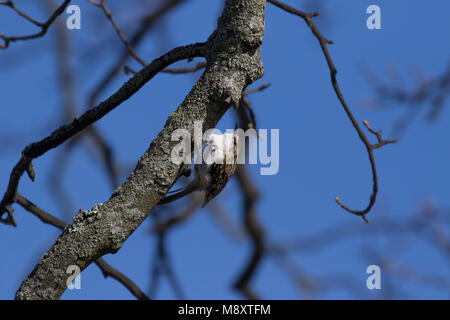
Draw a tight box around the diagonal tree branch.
[14,193,150,300]
[15,0,266,300]
[0,42,206,226]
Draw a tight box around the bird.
[160,130,239,207]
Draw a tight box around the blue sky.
[0,0,449,299]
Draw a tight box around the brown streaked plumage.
[201,133,238,207]
[160,131,239,206]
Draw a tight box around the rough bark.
[15,0,266,300]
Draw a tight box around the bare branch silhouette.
[0,0,71,49]
[268,0,397,222]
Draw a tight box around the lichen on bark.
[15,0,266,300]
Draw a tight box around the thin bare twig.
[0,0,71,49]
[268,0,397,222]
[243,82,270,96]
[231,103,266,299]
[150,232,186,299]
[124,61,207,76]
[153,196,201,234]
[233,166,264,300]
[241,98,257,130]
[87,0,184,107]
[88,0,147,66]
[149,195,203,298]
[0,0,44,26]
[161,62,207,74]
